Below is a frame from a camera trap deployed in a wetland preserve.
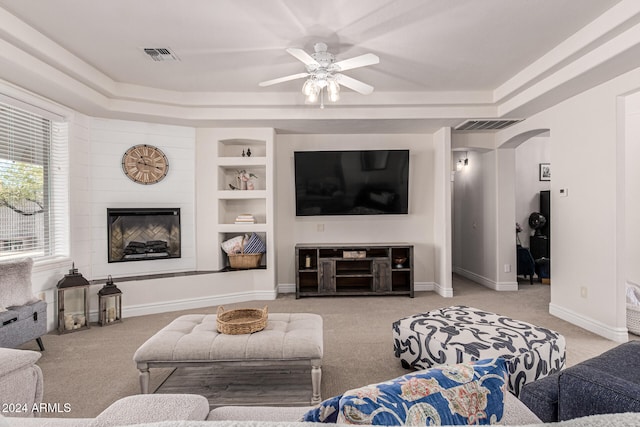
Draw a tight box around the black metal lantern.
[57,263,90,334]
[98,275,122,326]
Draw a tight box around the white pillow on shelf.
[627,283,640,306]
[220,236,244,254]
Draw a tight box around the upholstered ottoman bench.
[392,305,565,396]
[133,312,323,404]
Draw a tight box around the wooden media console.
[295,243,414,298]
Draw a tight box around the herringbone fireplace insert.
[107,208,181,263]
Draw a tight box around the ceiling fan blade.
[332,53,379,72]
[259,72,309,87]
[286,48,320,67]
[335,73,374,95]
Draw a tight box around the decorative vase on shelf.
[236,169,257,191]
[393,257,407,268]
[239,178,247,190]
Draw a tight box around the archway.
[498,128,551,287]
[451,127,551,292]
[500,129,551,284]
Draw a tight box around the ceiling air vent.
[141,48,180,62]
[455,119,523,131]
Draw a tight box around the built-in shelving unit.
[195,129,275,278]
[295,243,414,298]
[216,138,270,269]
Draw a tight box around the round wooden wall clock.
[121,144,169,185]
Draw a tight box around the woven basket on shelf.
[216,305,268,335]
[628,303,640,335]
[228,252,262,269]
[627,282,640,335]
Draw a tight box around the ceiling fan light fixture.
[327,79,339,95]
[306,87,319,103]
[259,43,379,107]
[327,79,340,102]
[302,79,315,96]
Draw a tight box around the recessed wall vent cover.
[455,119,523,131]
[141,48,180,62]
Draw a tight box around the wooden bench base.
[137,359,322,404]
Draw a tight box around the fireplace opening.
[107,208,181,263]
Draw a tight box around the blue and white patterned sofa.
[392,305,566,396]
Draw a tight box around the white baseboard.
[415,281,435,293]
[453,267,518,291]
[454,267,492,287]
[278,283,296,294]
[415,281,453,297]
[549,302,629,343]
[433,282,453,297]
[120,289,277,319]
[495,281,518,291]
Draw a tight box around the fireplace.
[107,208,181,263]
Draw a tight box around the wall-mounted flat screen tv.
[294,150,409,216]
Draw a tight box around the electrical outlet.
[580,286,588,298]
[504,264,511,273]
[560,188,568,197]
[38,292,45,301]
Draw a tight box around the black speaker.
[540,190,550,238]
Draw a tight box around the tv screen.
[294,150,409,216]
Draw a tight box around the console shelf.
[295,243,414,298]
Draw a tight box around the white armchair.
[0,347,43,418]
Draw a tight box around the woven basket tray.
[216,305,268,335]
[228,252,262,269]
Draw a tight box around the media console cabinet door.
[373,259,392,292]
[318,260,336,293]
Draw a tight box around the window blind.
[0,99,69,260]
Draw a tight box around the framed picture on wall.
[539,163,551,181]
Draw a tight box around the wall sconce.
[456,152,469,171]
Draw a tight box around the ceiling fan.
[259,42,379,106]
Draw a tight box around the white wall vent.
[455,119,523,131]
[141,48,180,62]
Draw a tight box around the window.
[0,99,68,260]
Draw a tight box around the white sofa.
[0,348,43,419]
[4,397,640,427]
[3,393,540,426]
[2,347,639,427]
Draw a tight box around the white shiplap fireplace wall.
[76,118,276,326]
[88,118,197,279]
